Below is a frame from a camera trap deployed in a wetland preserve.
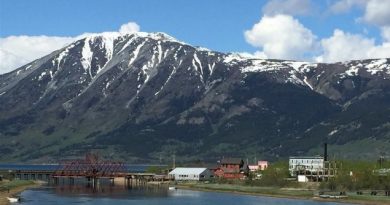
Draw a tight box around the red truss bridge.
[53,153,127,178]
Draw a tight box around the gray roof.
[206,164,219,170]
[289,156,324,159]
[169,167,208,175]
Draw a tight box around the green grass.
[0,180,35,191]
[345,193,390,204]
[179,182,390,204]
[179,183,314,198]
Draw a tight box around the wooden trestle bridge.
[12,154,158,186]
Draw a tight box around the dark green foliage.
[42,126,55,135]
[258,161,290,187]
[321,160,390,191]
[244,161,291,187]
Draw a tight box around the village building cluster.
[169,144,335,182]
[168,154,337,182]
[168,155,335,182]
[169,158,269,181]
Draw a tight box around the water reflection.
[50,181,169,199]
[168,189,202,197]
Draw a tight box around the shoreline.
[0,180,42,205]
[1,180,388,205]
[176,183,390,205]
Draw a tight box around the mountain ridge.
[0,32,389,163]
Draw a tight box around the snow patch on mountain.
[223,53,248,65]
[155,65,178,96]
[81,38,93,78]
[366,59,390,75]
[285,61,307,72]
[345,65,360,76]
[128,41,145,67]
[303,76,314,90]
[342,59,390,76]
[241,59,287,73]
[100,35,116,64]
[135,32,186,45]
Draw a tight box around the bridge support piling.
[110,178,114,186]
[91,177,99,188]
[69,177,75,185]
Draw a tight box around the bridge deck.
[12,169,157,178]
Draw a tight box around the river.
[19,185,355,205]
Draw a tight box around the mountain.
[0,32,389,163]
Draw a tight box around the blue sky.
[1,0,264,52]
[0,0,389,73]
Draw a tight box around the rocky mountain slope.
[0,32,389,162]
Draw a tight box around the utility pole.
[173,154,176,169]
[379,155,384,169]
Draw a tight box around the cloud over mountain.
[244,14,317,60]
[0,21,140,74]
[244,0,390,62]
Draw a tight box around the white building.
[289,156,324,177]
[169,167,213,181]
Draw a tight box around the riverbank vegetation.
[0,180,37,205]
[0,180,35,191]
[176,159,390,204]
[237,159,390,191]
[320,160,390,191]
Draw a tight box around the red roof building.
[213,158,249,179]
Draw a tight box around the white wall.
[289,157,324,176]
[298,175,309,182]
[169,169,213,181]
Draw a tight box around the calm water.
[18,185,356,205]
[3,164,356,205]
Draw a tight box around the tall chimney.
[324,143,328,161]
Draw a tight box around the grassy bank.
[0,180,38,205]
[177,182,390,205]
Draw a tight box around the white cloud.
[0,48,29,74]
[329,0,390,26]
[327,0,390,60]
[317,29,390,62]
[244,14,317,60]
[0,21,140,74]
[329,0,366,14]
[362,0,390,27]
[262,0,313,16]
[119,22,140,34]
[367,43,390,59]
[0,36,74,74]
[244,11,389,62]
[381,26,390,42]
